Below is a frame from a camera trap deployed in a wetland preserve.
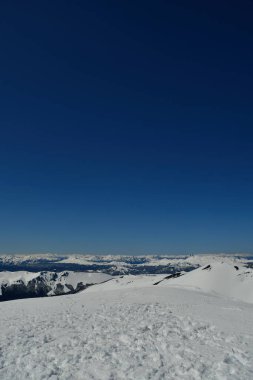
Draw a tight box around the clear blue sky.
[0,1,253,254]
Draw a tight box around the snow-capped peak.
[160,262,253,303]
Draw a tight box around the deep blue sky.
[0,1,253,254]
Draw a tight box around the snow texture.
[160,262,253,303]
[0,267,253,379]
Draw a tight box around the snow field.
[160,262,253,303]
[0,296,252,380]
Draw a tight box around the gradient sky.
[0,1,253,254]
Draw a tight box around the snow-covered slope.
[160,262,253,303]
[0,273,253,380]
[0,271,111,300]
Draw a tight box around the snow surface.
[0,266,253,379]
[159,262,253,303]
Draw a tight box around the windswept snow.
[161,262,253,303]
[0,271,253,379]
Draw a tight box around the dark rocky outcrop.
[202,265,211,271]
[0,272,93,302]
[153,272,183,285]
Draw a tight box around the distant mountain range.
[0,254,252,302]
[0,253,252,275]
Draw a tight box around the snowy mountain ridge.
[159,262,253,304]
[0,271,111,301]
[1,260,253,303]
[0,253,252,275]
[0,262,253,378]
[72,262,253,305]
